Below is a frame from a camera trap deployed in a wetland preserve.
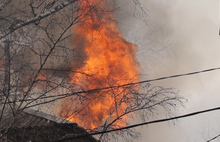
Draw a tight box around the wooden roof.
[0,108,70,129]
[0,109,99,142]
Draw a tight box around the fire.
[0,60,4,65]
[36,73,47,89]
[58,0,140,130]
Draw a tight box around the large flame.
[58,0,140,130]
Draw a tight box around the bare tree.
[0,0,185,142]
[0,0,89,140]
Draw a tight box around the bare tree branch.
[53,106,220,142]
[0,0,13,11]
[0,0,78,40]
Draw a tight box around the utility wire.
[38,66,220,95]
[207,133,220,142]
[4,66,220,104]
[137,66,220,85]
[53,106,220,142]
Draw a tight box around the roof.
[0,108,99,142]
[0,108,71,129]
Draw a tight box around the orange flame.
[0,60,4,66]
[58,0,140,130]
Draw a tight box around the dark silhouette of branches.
[1,66,219,106]
[53,106,220,142]
[0,0,78,40]
[0,0,12,11]
[0,0,197,142]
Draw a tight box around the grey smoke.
[115,0,220,141]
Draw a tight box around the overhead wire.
[2,66,220,104]
[207,133,220,142]
[53,106,220,142]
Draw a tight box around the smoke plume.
[115,0,220,141]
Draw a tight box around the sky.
[115,0,220,141]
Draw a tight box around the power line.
[207,133,220,142]
[4,66,220,104]
[53,106,220,142]
[38,66,220,97]
[138,66,220,84]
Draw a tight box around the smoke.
[115,0,220,141]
